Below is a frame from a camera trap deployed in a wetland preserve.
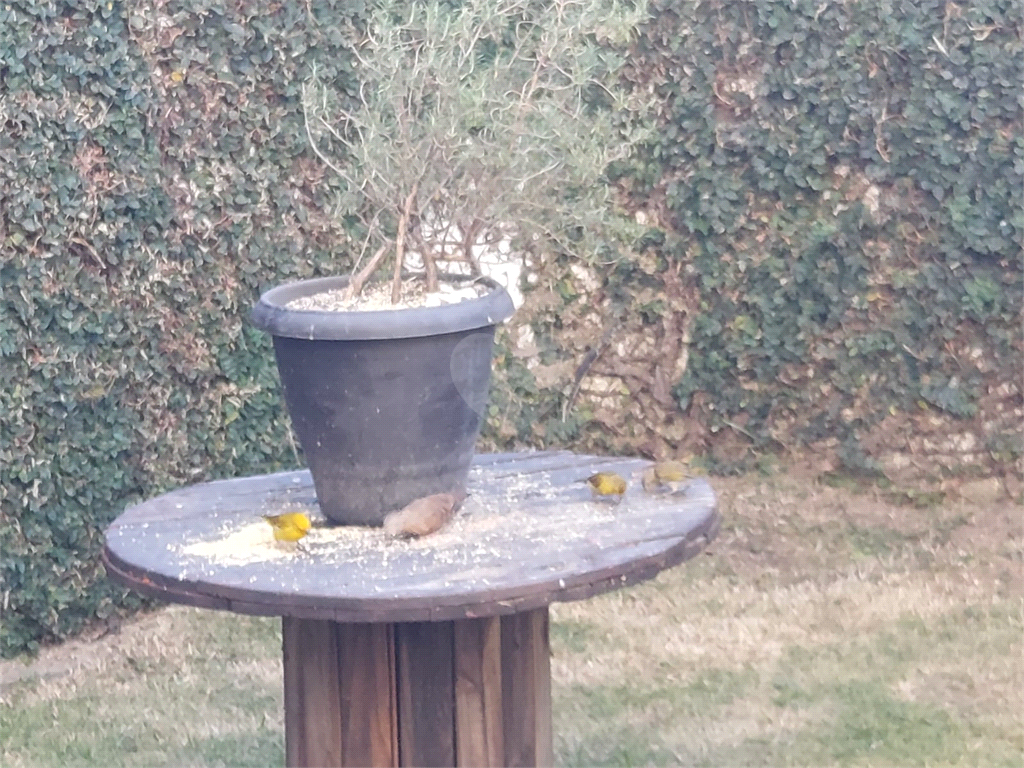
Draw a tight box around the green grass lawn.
[2,473,1021,767]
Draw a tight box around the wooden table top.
[103,451,720,623]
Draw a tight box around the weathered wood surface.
[453,616,504,767]
[395,621,456,766]
[281,611,552,768]
[282,618,400,768]
[501,608,553,767]
[103,452,720,622]
[282,617,343,766]
[337,622,399,766]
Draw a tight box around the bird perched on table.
[262,512,312,543]
[583,472,627,503]
[641,459,692,493]
[383,491,467,538]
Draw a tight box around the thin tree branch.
[392,182,420,302]
[346,243,391,299]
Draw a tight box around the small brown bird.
[383,491,467,538]
[584,472,627,502]
[641,459,692,493]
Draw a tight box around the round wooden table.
[103,451,719,767]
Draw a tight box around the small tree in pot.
[302,0,651,304]
[252,0,651,525]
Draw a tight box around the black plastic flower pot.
[250,275,516,526]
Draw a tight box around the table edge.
[102,506,721,623]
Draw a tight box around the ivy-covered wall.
[489,0,1022,477]
[1,0,1021,657]
[0,0,363,656]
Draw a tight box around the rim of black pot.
[250,274,517,341]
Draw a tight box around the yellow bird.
[584,472,627,502]
[641,459,692,493]
[262,512,312,543]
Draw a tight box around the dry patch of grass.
[0,608,284,768]
[551,474,1023,766]
[2,472,1021,767]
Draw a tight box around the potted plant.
[251,0,651,525]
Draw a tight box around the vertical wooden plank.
[454,616,504,767]
[534,611,553,767]
[282,617,344,768]
[337,622,399,767]
[282,618,303,767]
[395,621,457,767]
[501,608,553,767]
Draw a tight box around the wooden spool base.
[102,452,721,768]
[282,609,551,768]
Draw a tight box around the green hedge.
[0,0,364,656]
[2,0,1021,657]
[646,0,1021,465]
[486,0,1021,473]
